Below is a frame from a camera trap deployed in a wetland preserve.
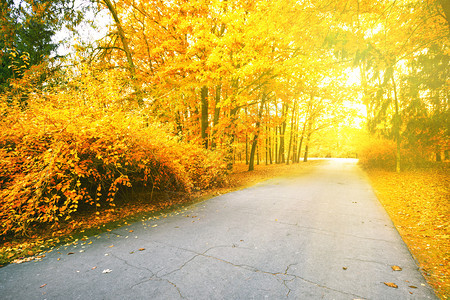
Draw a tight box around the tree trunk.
[275,125,279,164]
[274,100,279,164]
[257,145,260,165]
[249,95,267,171]
[211,85,221,149]
[268,126,273,164]
[278,103,287,164]
[297,121,307,163]
[391,75,401,173]
[292,111,299,163]
[102,0,142,105]
[286,100,297,165]
[303,132,311,162]
[225,106,240,170]
[265,125,269,165]
[436,150,442,162]
[200,86,209,149]
[245,108,249,165]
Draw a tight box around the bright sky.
[53,1,111,57]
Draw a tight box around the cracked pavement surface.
[0,159,437,299]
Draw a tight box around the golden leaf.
[391,265,402,271]
[384,282,398,288]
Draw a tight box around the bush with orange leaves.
[358,138,397,170]
[0,68,227,237]
[358,136,438,170]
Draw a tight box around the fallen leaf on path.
[409,285,417,288]
[102,269,112,273]
[129,230,134,233]
[92,266,97,270]
[138,248,145,251]
[391,265,402,271]
[343,267,347,270]
[40,284,47,288]
[384,282,398,288]
[109,245,114,248]
[67,252,74,255]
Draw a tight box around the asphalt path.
[0,159,437,299]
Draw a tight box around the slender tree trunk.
[297,121,307,163]
[303,132,311,162]
[292,112,298,163]
[249,95,267,171]
[175,111,183,136]
[257,145,260,165]
[274,101,279,164]
[286,100,297,165]
[200,86,209,149]
[268,126,273,164]
[224,105,240,169]
[391,75,401,172]
[102,0,143,105]
[103,0,135,75]
[294,110,300,163]
[245,107,249,164]
[265,125,269,165]
[303,113,313,163]
[275,125,279,163]
[211,85,221,149]
[224,79,240,169]
[278,103,287,164]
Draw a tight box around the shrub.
[358,138,397,170]
[0,98,227,237]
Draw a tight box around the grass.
[366,166,449,299]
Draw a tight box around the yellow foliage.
[358,138,397,170]
[0,67,227,237]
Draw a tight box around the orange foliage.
[367,168,449,299]
[358,138,397,170]
[0,66,227,238]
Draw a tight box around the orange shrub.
[358,138,397,170]
[0,97,227,237]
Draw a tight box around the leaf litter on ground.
[367,166,449,299]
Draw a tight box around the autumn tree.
[348,0,449,171]
[0,0,87,94]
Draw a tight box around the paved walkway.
[0,159,437,299]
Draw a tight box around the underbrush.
[0,99,227,239]
[358,138,397,170]
[358,137,441,171]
